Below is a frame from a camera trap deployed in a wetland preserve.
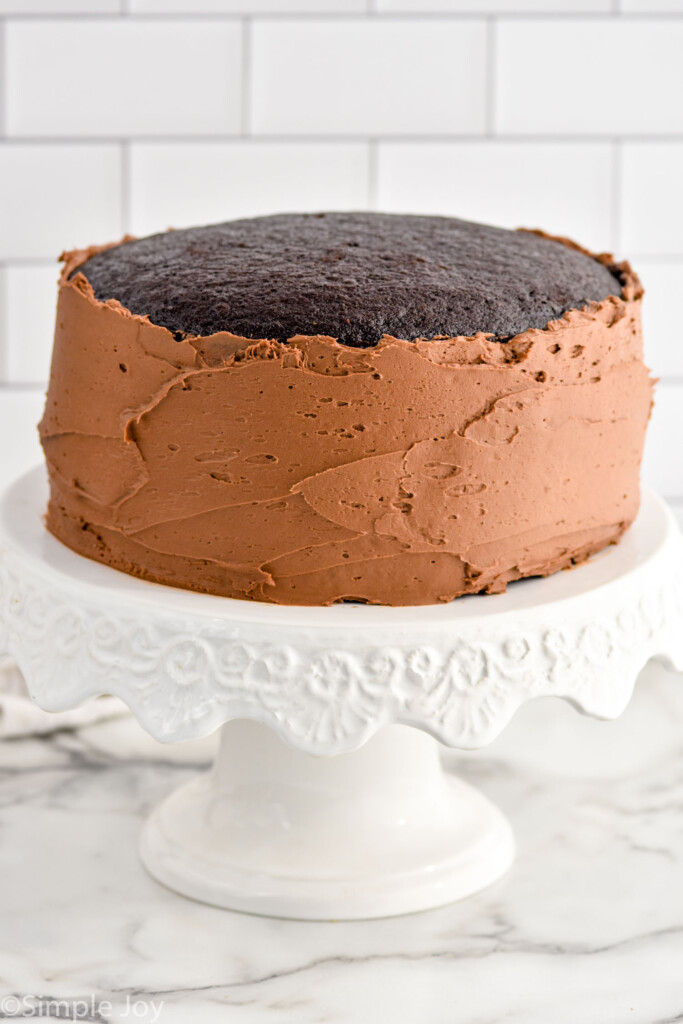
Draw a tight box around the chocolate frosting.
[39,229,653,606]
[75,213,623,348]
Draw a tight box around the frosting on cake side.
[39,232,654,606]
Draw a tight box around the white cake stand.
[1,467,682,920]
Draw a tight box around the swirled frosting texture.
[39,232,653,606]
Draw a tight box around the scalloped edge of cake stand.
[1,467,682,758]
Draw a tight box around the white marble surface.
[0,431,681,1022]
[1,658,683,1023]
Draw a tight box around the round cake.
[39,212,653,606]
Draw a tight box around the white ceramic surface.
[140,720,515,919]
[1,466,682,919]
[2,467,683,754]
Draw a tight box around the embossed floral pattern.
[1,547,682,755]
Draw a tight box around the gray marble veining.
[1,661,683,1023]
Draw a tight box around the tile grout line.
[3,133,683,144]
[0,382,46,392]
[4,11,683,19]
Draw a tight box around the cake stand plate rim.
[0,464,676,629]
[1,464,682,755]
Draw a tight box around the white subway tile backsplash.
[0,390,47,482]
[0,0,118,9]
[376,141,613,253]
[642,384,683,498]
[251,19,487,136]
[0,144,122,260]
[380,0,609,9]
[129,142,370,236]
[1,3,683,499]
[621,144,683,256]
[2,265,59,386]
[637,261,683,379]
[6,20,241,137]
[620,0,683,9]
[496,20,683,135]
[131,0,364,10]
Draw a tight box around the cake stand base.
[140,719,514,919]
[3,468,683,921]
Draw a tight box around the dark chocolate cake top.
[76,212,622,348]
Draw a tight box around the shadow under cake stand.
[1,467,682,920]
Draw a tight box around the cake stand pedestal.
[140,719,513,918]
[1,468,682,920]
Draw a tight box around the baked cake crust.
[39,220,654,607]
[75,212,622,347]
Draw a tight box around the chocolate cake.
[77,213,621,347]
[39,212,654,606]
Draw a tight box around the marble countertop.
[0,435,681,1023]
[1,656,683,1024]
